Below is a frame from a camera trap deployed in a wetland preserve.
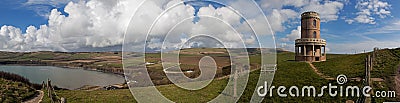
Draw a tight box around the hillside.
[0,48,280,77]
[0,72,38,102]
[52,48,400,102]
[0,48,397,102]
[313,48,400,102]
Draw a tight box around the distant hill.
[177,48,288,55]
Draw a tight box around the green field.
[1,48,399,102]
[53,49,400,102]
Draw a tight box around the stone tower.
[295,11,326,62]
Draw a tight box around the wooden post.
[365,57,368,85]
[61,97,66,103]
[368,55,372,86]
[365,55,371,86]
[233,64,238,98]
[42,81,45,90]
[361,55,373,103]
[372,50,374,71]
[47,79,54,103]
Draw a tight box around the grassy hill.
[51,48,400,102]
[53,52,343,102]
[314,48,400,102]
[0,72,37,102]
[0,48,383,102]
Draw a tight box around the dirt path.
[23,90,44,103]
[307,62,383,82]
[307,62,335,80]
[215,66,261,80]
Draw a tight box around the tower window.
[313,19,317,27]
[313,31,317,38]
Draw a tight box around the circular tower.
[295,11,326,62]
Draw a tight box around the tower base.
[295,56,326,62]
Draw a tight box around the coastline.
[0,60,125,76]
[0,62,127,90]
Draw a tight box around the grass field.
[52,49,400,102]
[1,48,397,102]
[314,48,400,102]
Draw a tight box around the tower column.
[312,44,315,56]
[303,45,306,56]
[297,46,300,56]
[320,45,322,56]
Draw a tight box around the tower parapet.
[301,11,320,19]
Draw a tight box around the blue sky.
[268,0,400,53]
[324,1,400,43]
[0,0,45,31]
[0,0,399,53]
[0,0,70,32]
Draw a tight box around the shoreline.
[0,63,127,90]
[0,61,125,76]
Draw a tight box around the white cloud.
[258,0,344,44]
[345,19,355,24]
[354,14,376,24]
[382,20,400,31]
[260,0,344,22]
[279,26,301,51]
[2,0,270,52]
[260,0,307,11]
[24,0,81,17]
[364,20,400,34]
[25,0,78,6]
[267,9,298,32]
[0,25,66,51]
[329,40,400,54]
[261,0,344,51]
[281,26,301,42]
[159,4,253,49]
[1,0,139,51]
[346,0,391,24]
[7,0,389,53]
[99,0,274,51]
[301,1,344,22]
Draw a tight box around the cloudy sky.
[0,0,399,53]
